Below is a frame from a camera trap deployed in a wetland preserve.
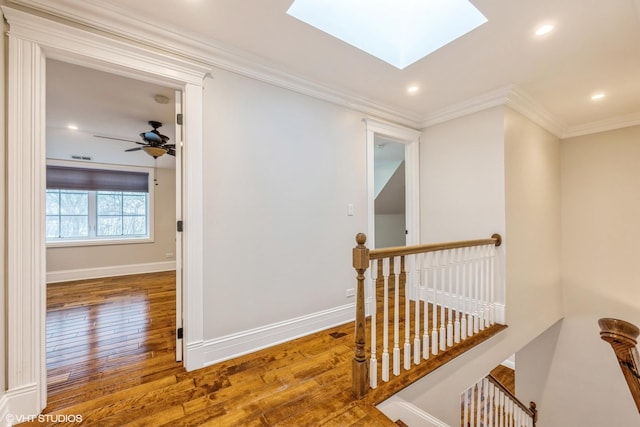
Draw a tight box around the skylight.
[286,0,488,70]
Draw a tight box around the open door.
[364,118,421,250]
[175,90,184,361]
[373,137,406,248]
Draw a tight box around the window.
[45,161,154,246]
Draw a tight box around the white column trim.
[3,5,208,416]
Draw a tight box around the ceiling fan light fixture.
[153,94,170,104]
[142,146,167,158]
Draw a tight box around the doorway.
[374,136,407,248]
[5,6,207,414]
[364,118,421,249]
[44,59,183,406]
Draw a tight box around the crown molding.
[561,112,640,139]
[420,85,514,129]
[504,87,568,137]
[7,0,423,129]
[421,85,569,138]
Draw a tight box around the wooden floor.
[26,272,506,426]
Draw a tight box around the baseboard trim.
[0,394,8,427]
[2,384,39,426]
[46,261,176,283]
[200,303,355,366]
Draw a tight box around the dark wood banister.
[599,318,640,413]
[487,374,538,426]
[351,233,503,399]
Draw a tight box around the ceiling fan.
[94,120,175,159]
[124,121,175,158]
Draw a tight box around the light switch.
[347,203,354,216]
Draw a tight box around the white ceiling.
[40,0,640,147]
[46,60,177,169]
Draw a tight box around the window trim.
[45,159,155,248]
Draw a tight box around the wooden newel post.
[352,233,370,399]
[599,318,640,412]
[529,401,538,426]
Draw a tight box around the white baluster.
[479,246,485,331]
[490,244,496,325]
[370,259,378,389]
[447,250,454,347]
[497,388,504,427]
[439,250,447,352]
[454,248,461,344]
[461,247,468,340]
[382,258,390,382]
[403,256,411,371]
[484,245,491,329]
[473,247,480,335]
[414,253,421,365]
[469,383,476,427]
[393,257,400,376]
[422,252,430,360]
[488,381,495,426]
[475,381,482,427]
[482,378,491,425]
[463,387,469,427]
[431,251,438,356]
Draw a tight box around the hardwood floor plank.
[29,271,506,426]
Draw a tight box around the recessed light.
[535,24,554,36]
[67,124,79,130]
[407,85,419,94]
[591,92,606,100]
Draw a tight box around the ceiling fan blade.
[94,134,140,144]
[125,147,144,152]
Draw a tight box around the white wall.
[535,125,640,426]
[46,167,176,274]
[394,107,563,426]
[201,67,367,341]
[420,106,506,243]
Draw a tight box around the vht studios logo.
[5,413,83,424]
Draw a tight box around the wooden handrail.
[369,234,502,260]
[487,374,538,425]
[599,318,640,412]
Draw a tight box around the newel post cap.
[352,233,369,270]
[599,318,640,346]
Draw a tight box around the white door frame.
[3,6,209,416]
[363,118,421,249]
[175,89,184,362]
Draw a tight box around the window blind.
[46,165,149,192]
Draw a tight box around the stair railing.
[352,233,503,399]
[462,375,537,427]
[599,317,640,412]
